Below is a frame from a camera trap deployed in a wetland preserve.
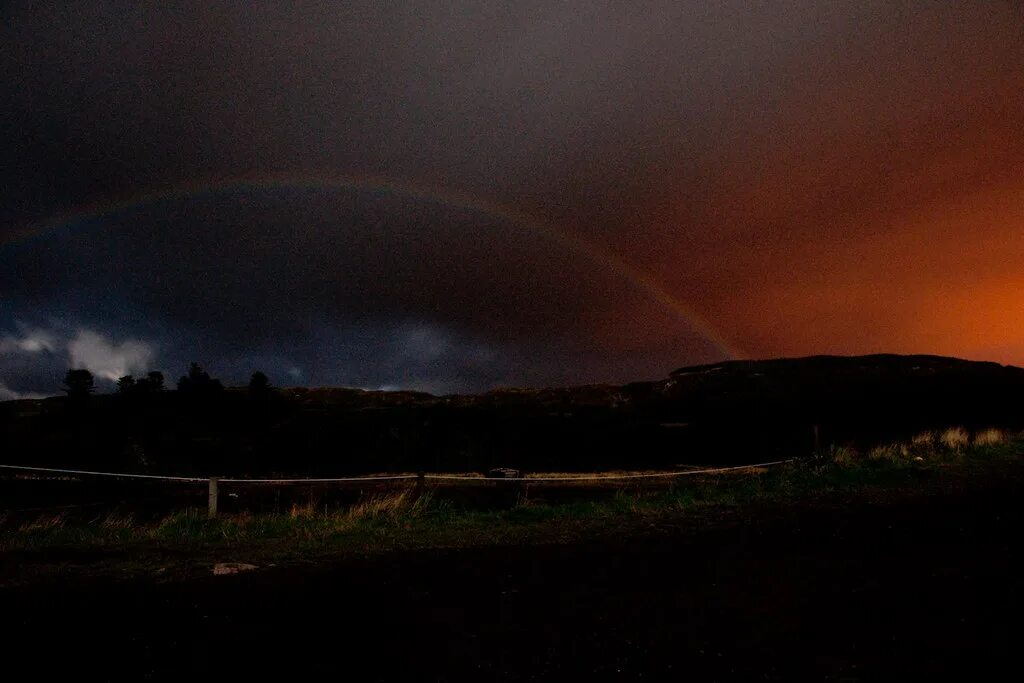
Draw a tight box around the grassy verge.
[3,427,1024,565]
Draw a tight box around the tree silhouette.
[249,371,270,394]
[177,363,223,396]
[134,370,165,393]
[248,371,273,420]
[63,369,95,398]
[116,375,136,394]
[146,371,165,391]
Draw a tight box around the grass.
[940,427,970,451]
[3,427,1024,564]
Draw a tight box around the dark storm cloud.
[3,1,1024,394]
[2,1,935,229]
[0,187,709,393]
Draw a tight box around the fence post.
[415,471,425,497]
[813,424,820,454]
[208,477,219,518]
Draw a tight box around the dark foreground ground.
[3,471,1023,681]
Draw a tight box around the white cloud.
[0,326,58,355]
[67,329,155,381]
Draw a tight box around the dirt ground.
[3,471,1023,681]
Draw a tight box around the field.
[0,427,1020,574]
[2,454,1024,679]
[3,429,1024,679]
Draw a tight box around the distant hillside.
[2,354,1023,476]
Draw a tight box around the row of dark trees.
[62,365,272,398]
[175,363,224,397]
[116,371,166,394]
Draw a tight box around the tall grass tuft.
[940,427,969,451]
[867,443,909,464]
[346,490,432,521]
[19,513,67,533]
[155,509,211,538]
[99,512,136,530]
[827,445,859,467]
[974,428,1005,447]
[289,500,319,519]
[911,431,936,450]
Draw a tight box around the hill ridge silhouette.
[3,353,1023,476]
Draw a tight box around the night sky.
[2,2,1024,397]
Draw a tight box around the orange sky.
[624,4,1024,366]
